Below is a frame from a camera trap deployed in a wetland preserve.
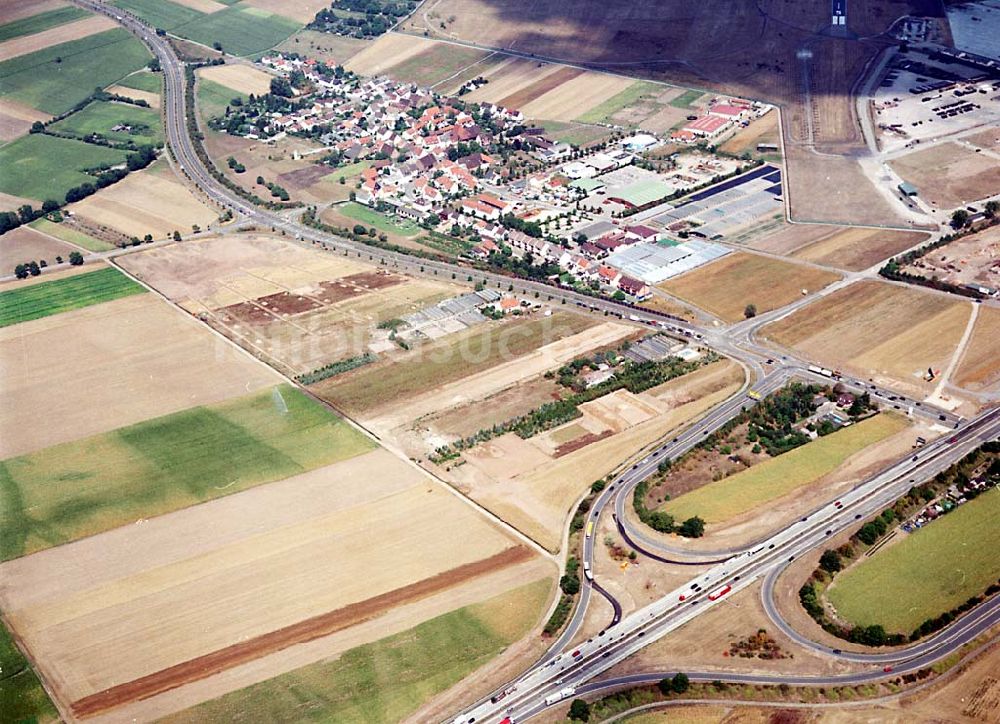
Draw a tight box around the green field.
[29,218,115,252]
[0,6,89,42]
[664,414,909,523]
[0,385,375,561]
[196,77,248,120]
[0,134,129,203]
[337,201,421,236]
[322,160,373,183]
[319,313,596,413]
[0,28,151,115]
[828,488,1000,633]
[116,69,163,94]
[163,579,551,724]
[575,80,661,125]
[669,89,704,109]
[0,618,58,724]
[174,6,301,57]
[112,0,204,30]
[0,267,144,327]
[49,100,163,146]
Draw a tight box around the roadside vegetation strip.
[73,549,540,718]
[0,384,374,561]
[316,313,597,414]
[664,413,909,523]
[0,134,130,203]
[0,6,90,42]
[828,486,1000,634]
[0,29,151,115]
[0,617,59,724]
[0,267,144,327]
[28,218,115,252]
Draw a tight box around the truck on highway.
[583,561,593,580]
[628,314,641,322]
[544,687,576,705]
[708,584,732,601]
[585,520,594,538]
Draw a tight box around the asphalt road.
[69,6,997,721]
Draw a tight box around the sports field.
[0,618,58,724]
[0,384,372,560]
[48,99,163,146]
[173,6,301,57]
[28,218,114,251]
[0,131,129,203]
[659,252,841,323]
[663,413,909,523]
[0,6,88,42]
[162,579,550,724]
[0,266,144,327]
[827,488,1000,633]
[0,28,150,115]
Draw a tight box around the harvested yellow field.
[69,165,217,239]
[170,0,227,12]
[0,99,49,141]
[0,448,538,717]
[0,293,281,458]
[106,84,160,108]
[198,63,273,96]
[243,0,330,23]
[762,280,972,395]
[345,33,439,77]
[955,305,1000,392]
[457,359,744,550]
[0,14,116,61]
[520,72,635,121]
[466,58,564,104]
[659,252,841,323]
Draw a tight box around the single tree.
[679,516,705,538]
[744,303,757,319]
[985,200,999,219]
[819,549,842,573]
[671,672,690,694]
[568,699,590,721]
[951,209,969,228]
[68,251,84,266]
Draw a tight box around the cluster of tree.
[485,245,560,281]
[632,478,706,537]
[294,352,376,385]
[208,90,304,137]
[745,383,822,456]
[309,0,416,38]
[0,201,59,235]
[545,556,580,635]
[499,212,544,238]
[226,156,246,173]
[13,251,83,279]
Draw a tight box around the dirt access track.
[404,0,934,226]
[0,447,548,721]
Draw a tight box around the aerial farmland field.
[47,99,163,146]
[0,134,129,203]
[0,266,144,327]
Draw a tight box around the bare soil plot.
[499,66,583,110]
[68,164,218,239]
[421,376,565,439]
[275,29,369,67]
[0,292,280,458]
[659,252,841,323]
[454,359,744,551]
[0,225,74,269]
[198,63,273,95]
[521,70,635,122]
[465,57,564,105]
[345,32,440,77]
[242,0,329,24]
[0,0,68,25]
[0,189,38,213]
[966,126,1000,152]
[718,111,779,157]
[0,447,538,718]
[0,14,115,61]
[118,233,459,374]
[780,226,929,272]
[762,281,972,397]
[889,142,1000,210]
[954,305,1000,393]
[0,98,49,141]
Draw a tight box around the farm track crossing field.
[955,306,1000,392]
[754,225,930,272]
[0,446,538,717]
[162,579,551,724]
[318,313,598,415]
[659,252,841,323]
[0,6,88,42]
[0,28,150,115]
[0,266,144,327]
[0,384,373,561]
[0,134,129,203]
[379,41,490,87]
[172,6,302,57]
[663,414,910,523]
[28,218,114,251]
[0,618,59,724]
[762,281,970,395]
[48,99,163,146]
[827,488,1000,633]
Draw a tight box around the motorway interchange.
[74,3,999,720]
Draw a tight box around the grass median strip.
[0,267,144,327]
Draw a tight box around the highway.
[71,5,998,721]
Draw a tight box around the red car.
[883,665,893,673]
